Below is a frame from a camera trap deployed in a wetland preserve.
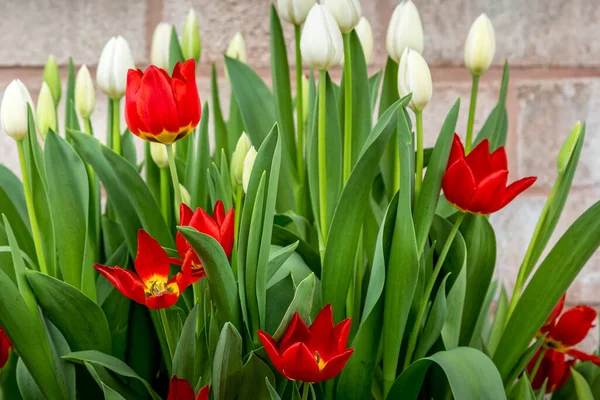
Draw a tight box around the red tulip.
[176,201,234,284]
[125,59,201,145]
[0,326,13,368]
[258,304,354,383]
[527,295,600,392]
[95,230,191,309]
[168,376,209,400]
[442,134,536,215]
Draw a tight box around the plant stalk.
[318,71,328,244]
[111,98,121,155]
[415,110,424,197]
[294,24,306,216]
[159,308,175,359]
[343,32,353,183]
[465,75,480,154]
[160,167,170,225]
[166,144,182,220]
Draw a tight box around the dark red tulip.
[95,230,191,309]
[258,304,354,383]
[176,201,234,283]
[442,134,536,215]
[0,326,13,368]
[125,59,200,144]
[168,376,209,400]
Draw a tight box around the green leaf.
[272,273,316,340]
[187,102,211,210]
[212,323,243,400]
[238,353,275,400]
[378,58,399,199]
[415,275,449,360]
[413,99,460,254]
[173,305,199,385]
[272,225,321,278]
[322,99,404,322]
[503,336,545,388]
[168,26,185,73]
[100,287,131,361]
[83,361,127,400]
[16,358,45,400]
[507,375,536,400]
[493,199,600,380]
[211,64,230,163]
[487,285,509,355]
[368,70,383,113]
[26,270,112,354]
[387,347,506,400]
[65,57,80,133]
[266,377,282,400]
[572,368,595,400]
[0,165,34,259]
[267,241,299,282]
[474,61,509,151]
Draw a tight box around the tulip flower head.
[242,146,258,193]
[386,0,424,63]
[398,48,432,112]
[442,135,536,215]
[464,13,496,76]
[168,376,209,400]
[226,32,247,64]
[278,0,315,25]
[150,142,169,168]
[0,326,13,369]
[75,65,96,120]
[1,79,34,141]
[125,59,201,145]
[43,54,61,105]
[97,36,135,99]
[182,9,202,63]
[323,0,362,33]
[258,304,354,383]
[230,132,252,186]
[527,295,600,392]
[354,17,373,64]
[176,201,234,283]
[300,4,344,70]
[95,230,191,309]
[36,82,57,138]
[151,22,173,71]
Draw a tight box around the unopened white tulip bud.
[96,36,135,99]
[150,142,169,168]
[1,79,34,141]
[386,0,424,63]
[324,0,362,33]
[231,133,251,186]
[226,33,247,64]
[75,65,95,120]
[180,184,191,206]
[398,48,432,112]
[151,22,173,71]
[242,146,258,194]
[278,0,315,25]
[43,55,62,105]
[300,5,343,70]
[182,9,202,63]
[464,13,496,76]
[36,82,57,138]
[355,17,373,63]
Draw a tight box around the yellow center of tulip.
[544,338,569,354]
[314,351,326,370]
[147,280,173,296]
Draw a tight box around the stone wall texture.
[1,0,599,336]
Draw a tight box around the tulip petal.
[189,208,221,243]
[94,265,147,305]
[171,59,201,129]
[566,348,600,366]
[146,291,179,309]
[180,203,194,226]
[0,328,11,368]
[308,304,335,359]
[258,330,285,375]
[541,295,566,334]
[135,230,171,284]
[318,348,354,382]
[281,342,321,383]
[490,146,508,172]
[497,176,537,211]
[332,318,352,355]
[447,134,465,168]
[176,204,195,258]
[213,200,226,226]
[550,305,597,347]
[125,69,148,135]
[465,139,491,184]
[168,376,195,400]
[280,313,312,353]
[196,385,210,400]
[468,170,508,214]
[442,158,476,211]
[220,208,235,258]
[137,66,180,135]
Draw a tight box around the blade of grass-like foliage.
[187,102,211,210]
[378,58,399,199]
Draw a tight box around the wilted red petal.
[279,313,311,353]
[281,342,321,383]
[95,265,147,304]
[468,170,508,214]
[490,146,508,172]
[541,295,566,334]
[146,291,179,310]
[196,385,210,400]
[447,134,464,168]
[550,305,597,347]
[566,348,600,366]
[496,177,536,211]
[168,376,196,400]
[220,208,235,258]
[465,139,491,184]
[318,348,354,382]
[135,230,170,284]
[258,330,284,375]
[213,201,226,226]
[137,66,180,135]
[442,158,476,210]
[546,350,570,393]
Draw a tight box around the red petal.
[318,348,354,382]
[447,134,465,168]
[308,305,335,359]
[94,265,147,304]
[146,292,179,309]
[279,313,312,353]
[546,350,570,393]
[196,385,210,400]
[465,139,491,184]
[180,203,193,226]
[332,318,352,354]
[168,376,195,400]
[137,66,180,135]
[220,208,235,258]
[125,69,147,135]
[189,208,221,242]
[258,330,285,375]
[495,177,536,212]
[213,201,226,226]
[490,146,508,172]
[281,342,321,383]
[171,59,200,129]
[541,295,566,334]
[135,230,170,284]
[468,170,508,214]
[176,204,195,258]
[442,158,477,211]
[566,348,600,366]
[550,305,597,347]
[0,328,11,368]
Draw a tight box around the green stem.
[318,71,328,244]
[415,110,424,198]
[301,382,310,400]
[159,308,175,359]
[232,184,243,277]
[403,213,466,370]
[166,144,182,221]
[111,98,121,155]
[343,33,353,183]
[84,118,93,136]
[160,168,170,224]
[295,24,305,216]
[17,140,48,275]
[83,117,99,262]
[529,346,546,384]
[465,75,480,154]
[393,132,400,195]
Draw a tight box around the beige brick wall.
[1,0,599,319]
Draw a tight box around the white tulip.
[386,0,424,63]
[150,142,169,168]
[231,132,251,186]
[226,32,247,64]
[96,36,135,99]
[151,22,173,71]
[398,48,432,112]
[182,9,202,62]
[300,5,344,70]
[242,146,258,194]
[464,13,496,76]
[355,17,373,63]
[278,0,315,25]
[1,79,34,140]
[323,0,362,33]
[75,65,95,120]
[36,82,57,138]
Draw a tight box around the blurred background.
[0,0,599,342]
